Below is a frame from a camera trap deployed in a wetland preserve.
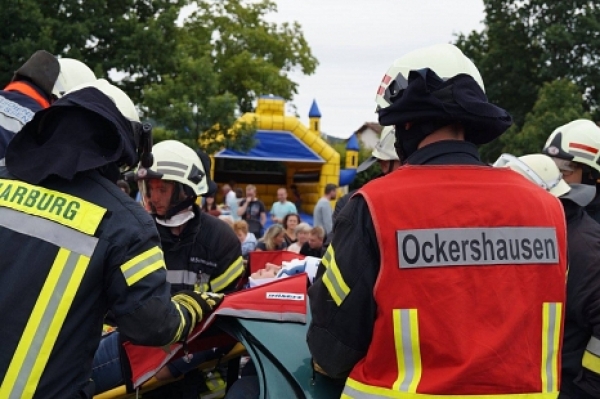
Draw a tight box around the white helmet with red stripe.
[542,119,600,174]
[375,43,485,111]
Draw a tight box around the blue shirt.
[270,201,297,221]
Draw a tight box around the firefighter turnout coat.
[0,169,198,399]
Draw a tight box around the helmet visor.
[493,153,562,191]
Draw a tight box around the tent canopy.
[214,130,324,163]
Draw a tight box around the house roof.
[356,122,382,135]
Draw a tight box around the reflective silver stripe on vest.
[397,309,418,391]
[397,227,558,268]
[0,207,98,256]
[167,270,198,286]
[342,385,382,399]
[544,302,560,393]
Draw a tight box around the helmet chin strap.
[154,196,197,224]
[155,207,195,227]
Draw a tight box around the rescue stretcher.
[93,274,343,399]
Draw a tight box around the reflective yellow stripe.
[344,378,558,398]
[583,351,600,374]
[0,178,106,235]
[392,309,422,392]
[169,301,187,345]
[120,246,165,286]
[541,302,562,393]
[321,245,333,268]
[210,256,244,293]
[321,246,350,306]
[0,248,90,398]
[583,336,600,373]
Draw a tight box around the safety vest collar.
[4,81,51,109]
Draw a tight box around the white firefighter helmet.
[52,58,97,99]
[375,43,484,111]
[494,153,595,206]
[67,79,140,122]
[356,126,399,173]
[542,119,600,174]
[139,140,208,196]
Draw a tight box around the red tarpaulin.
[249,250,305,273]
[122,274,308,388]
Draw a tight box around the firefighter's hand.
[172,291,224,325]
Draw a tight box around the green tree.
[455,0,600,161]
[143,0,318,153]
[185,0,318,113]
[501,79,591,156]
[0,0,184,101]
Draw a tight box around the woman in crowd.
[202,194,221,217]
[255,224,287,251]
[233,220,257,258]
[286,222,311,253]
[282,213,300,246]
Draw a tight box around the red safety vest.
[343,165,567,399]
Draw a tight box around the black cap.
[378,69,513,146]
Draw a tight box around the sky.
[262,0,486,138]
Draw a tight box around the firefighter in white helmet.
[0,79,222,397]
[308,43,567,398]
[495,152,600,399]
[332,126,401,225]
[543,119,600,223]
[133,140,243,395]
[0,51,97,161]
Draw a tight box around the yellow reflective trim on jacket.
[582,336,600,374]
[321,245,333,269]
[321,246,350,306]
[0,179,106,235]
[343,378,559,398]
[583,351,600,375]
[541,302,562,393]
[120,246,166,286]
[0,248,90,399]
[392,309,422,393]
[210,256,244,293]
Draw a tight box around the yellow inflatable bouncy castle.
[211,96,352,214]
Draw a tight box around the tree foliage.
[501,79,591,156]
[143,0,318,153]
[185,0,318,113]
[1,0,318,154]
[0,0,184,101]
[455,0,600,161]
